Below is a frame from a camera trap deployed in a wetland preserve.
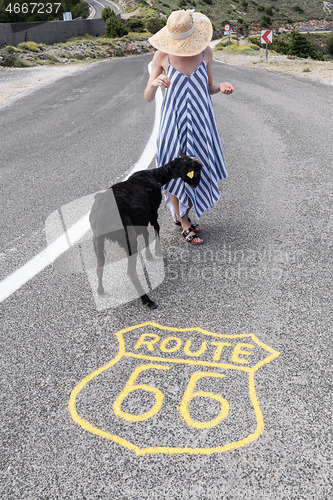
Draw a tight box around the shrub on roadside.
[47,53,60,63]
[145,16,165,34]
[214,41,259,55]
[271,36,290,55]
[105,11,129,38]
[101,7,114,21]
[14,57,33,67]
[4,45,18,53]
[289,31,324,60]
[249,33,325,60]
[0,53,17,66]
[248,36,261,48]
[17,41,41,52]
[127,17,146,32]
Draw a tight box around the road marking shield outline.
[69,322,280,455]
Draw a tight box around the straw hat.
[148,9,213,57]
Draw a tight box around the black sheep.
[89,154,202,309]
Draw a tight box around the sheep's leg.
[93,235,105,295]
[152,219,162,257]
[142,227,153,261]
[125,226,157,309]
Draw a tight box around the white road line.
[0,62,161,304]
[91,0,107,10]
[105,1,121,15]
[85,1,96,19]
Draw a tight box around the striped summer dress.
[155,55,228,222]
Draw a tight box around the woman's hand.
[151,73,171,89]
[219,82,234,95]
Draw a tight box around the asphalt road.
[1,55,332,499]
[85,0,121,19]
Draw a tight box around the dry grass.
[214,50,333,84]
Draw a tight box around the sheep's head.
[179,153,202,188]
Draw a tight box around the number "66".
[113,364,229,429]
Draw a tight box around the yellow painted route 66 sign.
[69,322,279,455]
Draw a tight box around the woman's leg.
[169,194,192,222]
[169,193,202,243]
[169,193,182,222]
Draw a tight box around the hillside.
[138,0,333,33]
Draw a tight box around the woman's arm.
[205,46,235,95]
[144,50,170,102]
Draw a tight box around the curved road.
[0,55,331,499]
[84,0,121,19]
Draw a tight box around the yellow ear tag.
[187,171,194,179]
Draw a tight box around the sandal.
[173,217,201,233]
[181,228,203,245]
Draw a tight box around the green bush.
[250,32,325,60]
[17,41,41,52]
[105,16,129,38]
[4,45,17,53]
[101,7,114,21]
[127,17,146,32]
[145,16,165,34]
[214,41,259,54]
[47,53,60,63]
[292,5,304,14]
[72,2,88,19]
[241,47,259,55]
[271,36,290,55]
[290,31,323,60]
[261,15,271,28]
[14,57,33,67]
[214,40,228,49]
[248,36,261,48]
[327,34,333,56]
[0,53,16,66]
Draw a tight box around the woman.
[145,10,234,245]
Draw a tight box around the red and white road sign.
[224,24,231,31]
[261,30,273,44]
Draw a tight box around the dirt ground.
[0,51,332,107]
[213,50,333,85]
[0,61,96,107]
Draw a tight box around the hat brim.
[148,15,213,57]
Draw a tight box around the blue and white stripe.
[156,58,227,221]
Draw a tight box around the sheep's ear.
[180,152,187,157]
[187,171,194,179]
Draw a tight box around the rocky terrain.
[0,36,154,68]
